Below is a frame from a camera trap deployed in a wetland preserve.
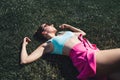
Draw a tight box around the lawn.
[0,0,120,80]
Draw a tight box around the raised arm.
[20,37,51,64]
[59,24,86,36]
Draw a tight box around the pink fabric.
[69,34,100,80]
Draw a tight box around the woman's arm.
[20,37,50,64]
[59,24,86,36]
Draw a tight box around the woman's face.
[41,23,57,37]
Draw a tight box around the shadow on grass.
[42,54,79,80]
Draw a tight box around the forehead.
[41,23,52,27]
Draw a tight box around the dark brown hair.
[33,26,48,42]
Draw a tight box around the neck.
[47,33,56,39]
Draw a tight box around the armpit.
[44,42,54,54]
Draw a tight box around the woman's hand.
[59,24,71,29]
[22,37,31,46]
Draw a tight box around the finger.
[59,26,62,28]
[23,37,27,41]
[26,37,31,42]
[23,37,31,42]
[59,25,64,29]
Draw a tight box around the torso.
[45,33,81,56]
[47,32,82,56]
[62,33,81,56]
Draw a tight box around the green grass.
[0,0,120,80]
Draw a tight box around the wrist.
[22,43,27,47]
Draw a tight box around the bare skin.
[20,23,120,79]
[95,49,120,76]
[20,24,86,64]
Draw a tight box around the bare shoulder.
[42,42,53,54]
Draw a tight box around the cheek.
[49,27,56,31]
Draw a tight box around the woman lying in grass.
[20,23,120,80]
